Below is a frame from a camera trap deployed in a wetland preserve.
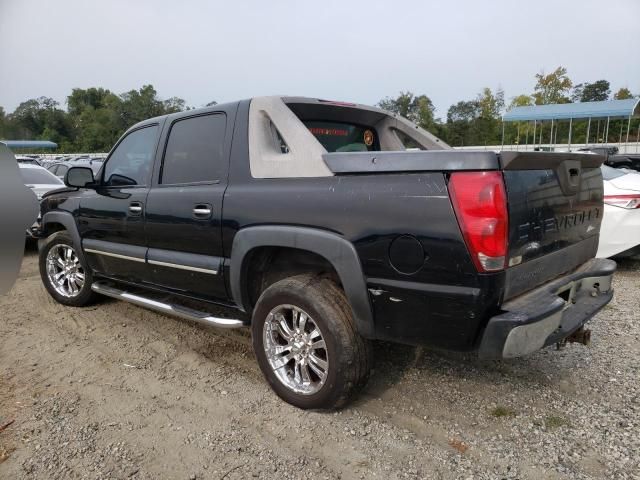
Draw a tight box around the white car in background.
[18,164,65,237]
[597,165,640,259]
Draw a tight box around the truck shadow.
[615,256,640,272]
[356,338,590,407]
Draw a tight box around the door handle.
[193,204,212,218]
[129,202,143,215]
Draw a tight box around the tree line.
[378,67,637,147]
[0,66,636,152]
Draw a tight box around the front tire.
[252,274,372,409]
[39,231,96,307]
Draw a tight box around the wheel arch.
[39,211,86,263]
[230,226,375,338]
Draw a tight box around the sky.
[1,0,638,119]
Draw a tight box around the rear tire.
[252,274,372,409]
[39,231,97,307]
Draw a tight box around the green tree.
[475,87,504,144]
[11,97,52,136]
[118,85,165,127]
[163,96,187,113]
[504,95,534,146]
[443,87,505,146]
[9,97,71,145]
[572,80,610,102]
[509,94,534,108]
[66,87,123,151]
[0,106,7,138]
[445,100,481,146]
[583,80,610,101]
[117,85,187,129]
[533,67,573,105]
[377,91,436,131]
[67,87,116,116]
[613,87,633,100]
[477,87,504,118]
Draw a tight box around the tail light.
[604,194,640,209]
[449,171,508,272]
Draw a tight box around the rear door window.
[303,121,377,152]
[160,113,227,185]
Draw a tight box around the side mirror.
[65,167,95,188]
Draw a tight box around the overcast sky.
[1,0,638,118]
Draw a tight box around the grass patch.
[545,415,570,429]
[490,406,517,418]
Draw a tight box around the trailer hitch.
[556,327,592,350]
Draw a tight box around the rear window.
[20,168,63,185]
[601,165,626,181]
[303,121,377,153]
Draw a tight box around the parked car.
[597,165,640,258]
[78,158,104,174]
[47,162,71,180]
[19,164,65,237]
[35,96,615,409]
[15,155,41,166]
[605,154,640,173]
[579,146,619,156]
[19,163,65,200]
[48,159,103,180]
[38,157,61,168]
[579,146,640,173]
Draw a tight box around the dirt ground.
[1,246,638,480]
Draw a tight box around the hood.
[26,184,67,200]
[609,172,640,193]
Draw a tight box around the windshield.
[20,168,64,185]
[303,121,377,152]
[601,165,626,181]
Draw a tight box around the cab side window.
[160,114,227,185]
[103,125,158,187]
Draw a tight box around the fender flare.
[40,211,86,264]
[230,226,375,337]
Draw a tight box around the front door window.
[102,125,158,187]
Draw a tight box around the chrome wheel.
[263,304,329,395]
[46,244,85,298]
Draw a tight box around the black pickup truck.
[36,96,615,409]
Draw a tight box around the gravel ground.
[0,247,638,480]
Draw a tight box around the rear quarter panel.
[223,173,503,349]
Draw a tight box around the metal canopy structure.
[501,98,640,152]
[503,98,640,122]
[0,140,58,149]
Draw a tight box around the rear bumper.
[478,258,616,359]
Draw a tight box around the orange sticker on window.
[363,130,374,146]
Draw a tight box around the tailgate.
[499,151,606,299]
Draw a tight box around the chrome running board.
[91,281,245,329]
